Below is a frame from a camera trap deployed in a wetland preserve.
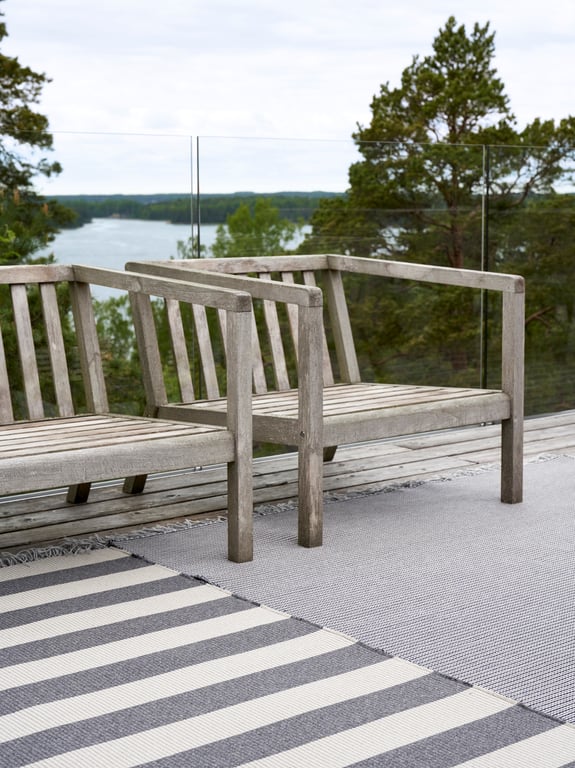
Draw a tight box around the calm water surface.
[37,218,220,297]
[38,217,307,297]
[39,218,218,270]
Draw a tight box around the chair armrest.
[71,264,253,312]
[327,254,524,294]
[124,261,323,308]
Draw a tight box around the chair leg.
[123,475,147,495]
[67,483,91,504]
[501,417,523,503]
[226,457,253,563]
[298,443,324,547]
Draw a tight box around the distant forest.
[55,191,345,228]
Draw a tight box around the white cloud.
[2,0,573,193]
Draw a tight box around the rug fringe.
[0,536,110,567]
[0,517,230,567]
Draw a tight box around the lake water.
[38,218,217,271]
[38,218,306,298]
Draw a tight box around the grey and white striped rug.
[1,547,575,766]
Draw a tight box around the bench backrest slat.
[259,273,291,391]
[39,282,75,417]
[69,281,109,413]
[130,291,167,411]
[322,268,360,384]
[192,303,221,400]
[0,318,13,422]
[279,273,300,366]
[165,298,195,401]
[11,284,45,420]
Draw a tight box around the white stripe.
[1,606,287,691]
[24,657,429,768]
[0,549,128,582]
[452,723,575,767]
[0,563,179,613]
[236,688,514,767]
[0,582,227,651]
[0,629,355,742]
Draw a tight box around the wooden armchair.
[127,254,525,550]
[0,264,253,561]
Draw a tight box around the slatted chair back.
[0,264,106,423]
[0,264,243,423]
[127,253,525,398]
[126,255,350,405]
[126,259,328,406]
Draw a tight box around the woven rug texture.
[120,454,575,726]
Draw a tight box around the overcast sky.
[2,0,574,195]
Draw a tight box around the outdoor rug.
[120,454,575,731]
[2,549,575,766]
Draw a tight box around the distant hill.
[54,191,345,227]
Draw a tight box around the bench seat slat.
[0,415,224,457]
[0,415,235,497]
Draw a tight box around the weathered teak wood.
[126,254,525,550]
[0,264,254,562]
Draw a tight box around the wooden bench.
[127,254,525,549]
[0,264,253,562]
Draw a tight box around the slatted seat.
[127,254,525,550]
[0,264,253,562]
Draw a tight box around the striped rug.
[1,549,575,767]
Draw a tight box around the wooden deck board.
[2,410,574,554]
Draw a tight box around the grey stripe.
[0,553,148,596]
[0,662,446,767]
[0,618,317,716]
[0,592,247,667]
[0,574,203,630]
[140,673,470,768]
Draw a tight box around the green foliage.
[173,235,207,260]
[0,3,74,264]
[210,197,303,258]
[93,295,145,414]
[54,191,341,228]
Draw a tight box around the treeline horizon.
[54,191,345,228]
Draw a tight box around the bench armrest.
[124,261,323,308]
[326,254,524,294]
[72,264,253,312]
